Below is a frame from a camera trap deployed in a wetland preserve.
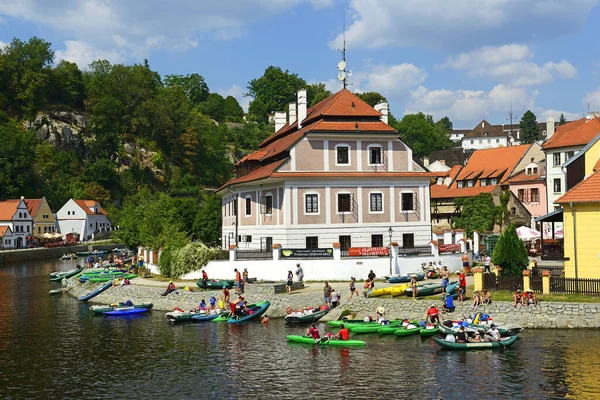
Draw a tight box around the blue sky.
[1,0,600,128]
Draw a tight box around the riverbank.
[0,243,125,264]
[65,278,600,328]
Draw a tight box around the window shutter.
[259,196,266,214]
[413,193,417,211]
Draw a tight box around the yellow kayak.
[370,287,392,297]
[390,284,410,297]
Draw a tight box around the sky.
[1,0,600,129]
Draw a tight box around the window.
[233,198,238,216]
[491,178,498,185]
[265,195,273,215]
[401,193,414,211]
[480,179,487,187]
[336,146,349,165]
[305,194,318,214]
[518,189,526,202]
[553,153,561,166]
[26,225,29,233]
[369,193,383,212]
[510,207,517,215]
[306,236,318,249]
[371,234,383,247]
[531,188,540,202]
[496,139,500,143]
[402,233,414,248]
[245,197,251,216]
[339,235,352,251]
[369,146,382,165]
[566,151,574,160]
[553,178,562,193]
[457,181,464,188]
[467,180,474,187]
[470,140,474,144]
[44,226,47,233]
[337,193,352,213]
[242,235,252,243]
[90,223,93,228]
[38,226,41,234]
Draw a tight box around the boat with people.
[350,320,402,334]
[211,301,270,324]
[76,250,104,257]
[419,325,440,336]
[90,302,153,314]
[433,335,518,350]
[439,319,523,337]
[286,335,366,347]
[388,273,425,284]
[49,266,84,282]
[78,281,113,301]
[284,307,329,323]
[394,325,423,336]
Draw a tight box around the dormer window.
[480,179,487,187]
[457,181,464,188]
[484,132,488,136]
[467,180,474,187]
[491,178,498,185]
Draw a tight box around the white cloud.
[218,84,251,112]
[55,40,125,68]
[439,44,577,86]
[405,84,537,126]
[331,0,600,51]
[537,108,581,122]
[0,0,323,63]
[583,86,600,112]
[365,64,427,94]
[0,40,7,50]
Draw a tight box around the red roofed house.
[431,143,544,232]
[24,197,58,237]
[0,225,16,249]
[0,196,33,248]
[56,199,111,240]
[218,88,434,252]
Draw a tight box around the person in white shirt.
[445,333,456,342]
[484,255,492,273]
[486,324,500,342]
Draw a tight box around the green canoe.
[394,326,422,336]
[195,279,235,289]
[351,321,401,334]
[49,266,84,282]
[327,319,401,328]
[433,335,518,350]
[420,326,440,336]
[287,335,365,347]
[86,273,137,283]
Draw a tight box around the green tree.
[559,113,567,125]
[357,91,387,107]
[492,223,528,276]
[192,192,222,244]
[436,116,453,132]
[0,37,54,118]
[307,83,331,107]
[170,242,219,278]
[223,95,244,121]
[394,112,454,157]
[519,110,539,144]
[164,73,209,106]
[49,60,85,108]
[247,99,269,124]
[451,194,498,237]
[246,66,307,122]
[0,120,38,200]
[199,93,226,122]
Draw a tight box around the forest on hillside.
[0,37,454,275]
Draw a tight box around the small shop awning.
[534,209,563,223]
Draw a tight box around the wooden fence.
[483,273,523,292]
[484,273,600,296]
[549,277,600,296]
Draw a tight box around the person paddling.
[307,323,321,343]
[336,323,349,341]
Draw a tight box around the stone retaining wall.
[0,243,126,264]
[66,281,600,328]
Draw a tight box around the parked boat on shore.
[49,266,84,282]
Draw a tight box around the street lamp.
[388,227,393,275]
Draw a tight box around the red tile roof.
[310,120,395,132]
[24,199,43,218]
[271,171,436,179]
[73,200,107,215]
[543,116,600,150]
[556,169,600,204]
[0,226,10,236]
[430,185,496,199]
[219,159,288,190]
[455,144,529,183]
[505,170,544,184]
[0,200,20,220]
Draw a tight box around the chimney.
[482,121,485,128]
[274,111,286,133]
[288,102,297,125]
[546,117,555,140]
[297,89,307,129]
[374,101,389,124]
[423,156,429,167]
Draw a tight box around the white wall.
[462,137,507,151]
[147,253,465,281]
[545,147,582,211]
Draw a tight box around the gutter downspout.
[227,186,239,248]
[570,202,578,293]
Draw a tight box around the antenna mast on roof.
[506,97,519,147]
[337,10,351,88]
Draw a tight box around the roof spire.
[337,10,351,89]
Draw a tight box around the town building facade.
[25,197,57,237]
[56,199,111,240]
[0,226,16,249]
[461,119,552,151]
[218,89,434,252]
[0,197,33,248]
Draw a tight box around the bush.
[491,223,528,276]
[170,242,219,278]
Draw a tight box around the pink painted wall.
[509,181,547,219]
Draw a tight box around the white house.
[462,120,550,151]
[0,197,33,248]
[0,225,16,249]
[56,199,112,240]
[218,89,434,252]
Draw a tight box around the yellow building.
[556,168,600,278]
[25,198,57,237]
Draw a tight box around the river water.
[1,259,600,399]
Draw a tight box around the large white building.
[218,89,434,252]
[461,119,551,151]
[56,199,112,240]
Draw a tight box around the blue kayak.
[103,307,151,316]
[227,301,270,324]
[78,281,112,302]
[388,273,425,283]
[446,281,459,295]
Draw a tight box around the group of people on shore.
[514,289,538,307]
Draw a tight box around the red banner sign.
[439,243,461,253]
[348,247,389,256]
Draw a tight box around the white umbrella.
[516,226,541,241]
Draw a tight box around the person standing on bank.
[367,270,376,289]
[410,274,418,300]
[462,252,470,273]
[240,268,247,294]
[441,266,449,294]
[484,254,492,274]
[61,276,68,294]
[234,268,242,295]
[295,263,304,282]
[323,281,333,308]
[286,270,293,294]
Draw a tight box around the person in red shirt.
[336,324,349,341]
[458,272,467,298]
[425,305,440,324]
[307,323,321,341]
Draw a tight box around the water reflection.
[1,259,599,399]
